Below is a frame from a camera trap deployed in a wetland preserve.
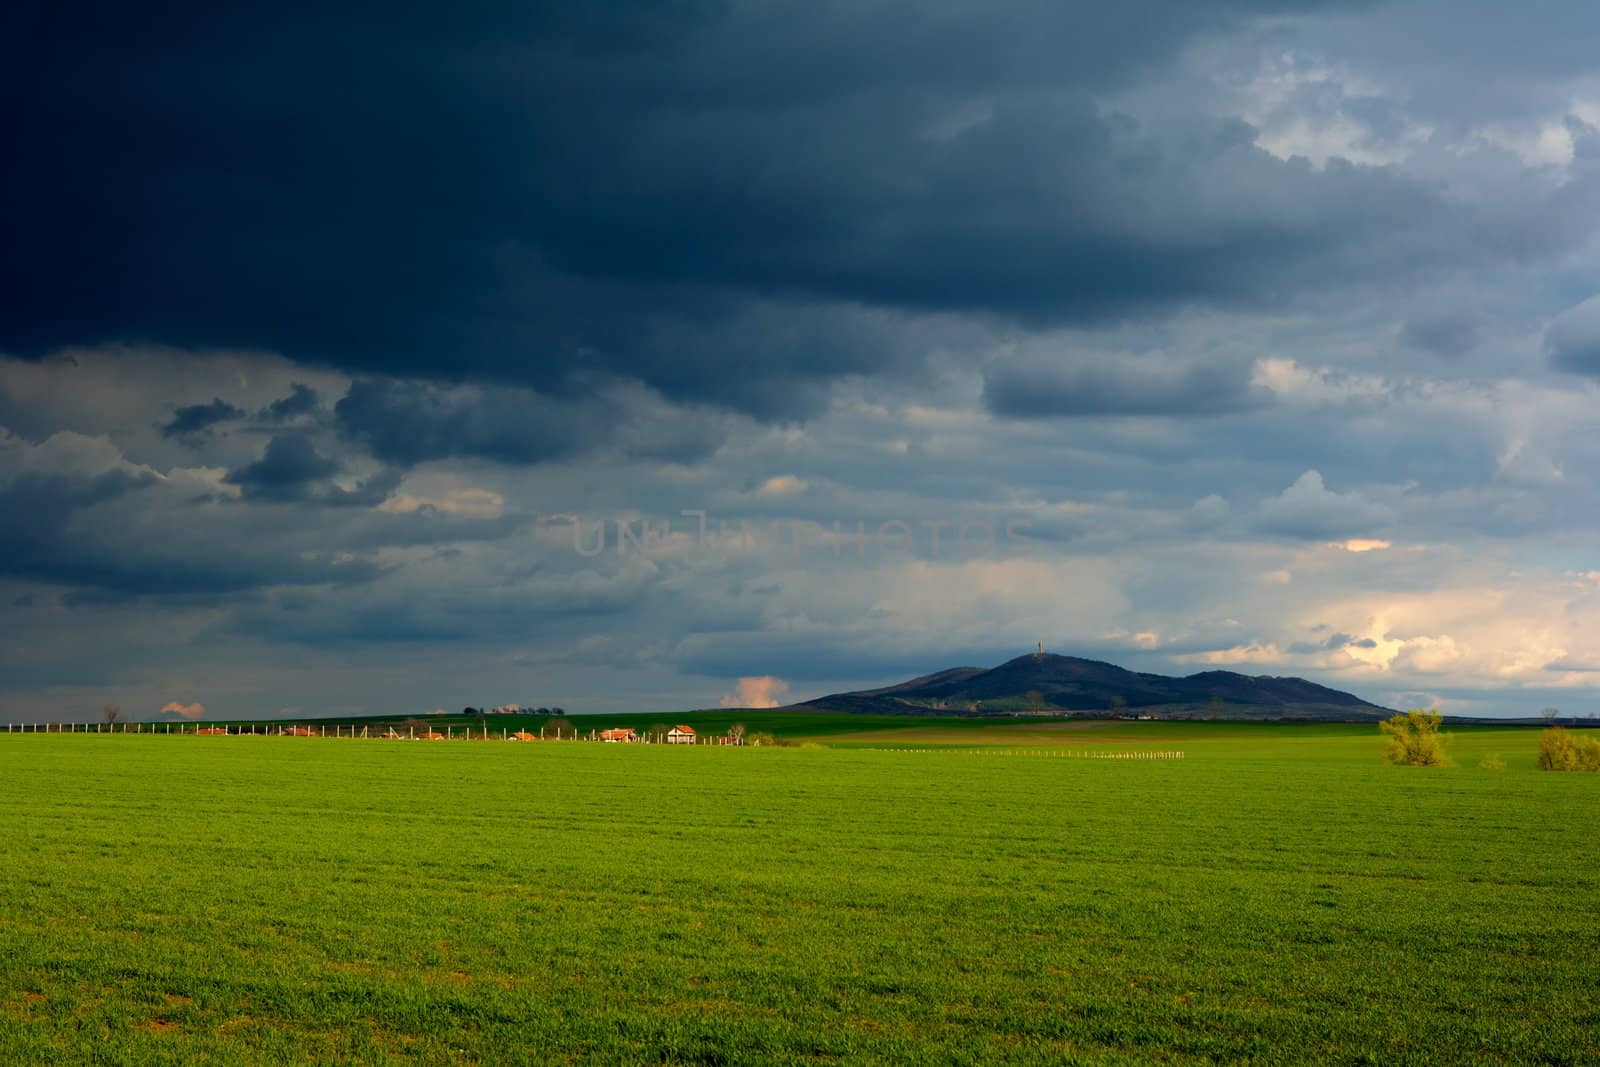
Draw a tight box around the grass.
[1,726,1597,1064]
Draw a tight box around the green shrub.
[1537,727,1600,772]
[1380,709,1446,766]
[1478,753,1506,771]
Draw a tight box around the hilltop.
[796,651,1393,721]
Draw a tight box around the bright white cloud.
[720,676,790,709]
[1259,471,1391,540]
[380,487,505,519]
[159,700,206,720]
[1339,539,1391,553]
[754,475,808,497]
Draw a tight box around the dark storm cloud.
[160,398,246,441]
[5,0,1485,423]
[258,383,321,422]
[334,379,590,467]
[10,1,1600,724]
[226,562,657,647]
[1401,313,1484,357]
[0,467,159,571]
[1286,632,1380,654]
[983,352,1264,417]
[333,377,726,467]
[1546,296,1600,375]
[224,434,340,501]
[14,536,383,598]
[0,454,373,594]
[0,445,456,596]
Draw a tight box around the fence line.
[2,723,1181,758]
[0,721,746,744]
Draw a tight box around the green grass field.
[2,725,1597,1064]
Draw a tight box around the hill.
[797,651,1393,721]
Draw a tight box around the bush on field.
[1478,753,1506,771]
[1381,709,1446,766]
[1537,727,1600,772]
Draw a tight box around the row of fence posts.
[2,721,743,744]
[2,723,1176,755]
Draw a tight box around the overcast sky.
[7,1,1600,721]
